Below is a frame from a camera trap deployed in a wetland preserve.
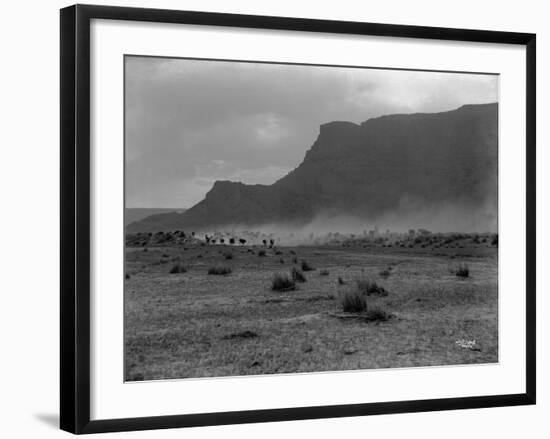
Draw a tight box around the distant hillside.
[127,103,498,233]
[125,208,186,226]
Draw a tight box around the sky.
[125,56,498,208]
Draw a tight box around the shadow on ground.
[34,413,58,429]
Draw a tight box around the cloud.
[125,56,497,207]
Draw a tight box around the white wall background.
[0,0,546,437]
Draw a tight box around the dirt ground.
[124,241,498,381]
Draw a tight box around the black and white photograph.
[124,56,499,381]
[0,0,544,436]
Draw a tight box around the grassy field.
[124,240,498,381]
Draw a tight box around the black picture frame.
[60,4,536,434]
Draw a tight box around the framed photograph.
[60,4,536,434]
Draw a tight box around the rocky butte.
[127,103,498,233]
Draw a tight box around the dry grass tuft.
[356,277,388,296]
[454,263,470,278]
[271,272,296,291]
[364,306,392,323]
[339,289,368,313]
[208,265,232,275]
[169,264,187,274]
[291,267,307,283]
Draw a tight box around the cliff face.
[127,103,498,232]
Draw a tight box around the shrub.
[169,264,187,274]
[356,277,388,296]
[224,252,233,260]
[364,306,392,322]
[379,269,391,278]
[337,276,345,285]
[291,267,307,283]
[208,265,232,275]
[275,250,283,255]
[271,273,296,291]
[454,263,470,278]
[125,273,130,280]
[339,289,368,313]
[258,249,266,257]
[279,258,284,264]
[301,260,315,271]
[319,269,330,276]
[491,235,498,246]
[292,256,298,264]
